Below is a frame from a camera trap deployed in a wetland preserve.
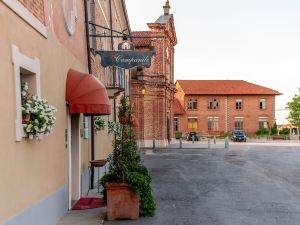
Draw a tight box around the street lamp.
[140,84,146,95]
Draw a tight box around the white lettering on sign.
[115,55,150,65]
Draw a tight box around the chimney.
[163,0,170,15]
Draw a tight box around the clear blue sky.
[126,0,300,122]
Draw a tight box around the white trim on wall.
[12,45,41,141]
[1,0,47,38]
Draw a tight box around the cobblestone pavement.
[105,144,300,225]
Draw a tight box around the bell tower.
[163,0,171,15]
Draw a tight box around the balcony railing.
[99,67,126,89]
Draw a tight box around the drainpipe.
[225,95,229,133]
[109,0,117,123]
[84,0,95,189]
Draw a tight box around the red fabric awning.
[66,69,111,115]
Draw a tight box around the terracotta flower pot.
[105,182,140,220]
[22,114,30,124]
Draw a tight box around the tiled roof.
[132,31,152,47]
[174,99,186,115]
[176,80,281,95]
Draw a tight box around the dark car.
[231,130,247,142]
[187,132,199,141]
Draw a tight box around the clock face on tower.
[61,0,77,36]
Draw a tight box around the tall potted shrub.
[101,96,156,220]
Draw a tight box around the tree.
[101,95,156,217]
[287,88,300,128]
[271,122,278,135]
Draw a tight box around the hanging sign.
[96,41,155,69]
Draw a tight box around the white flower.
[21,89,56,140]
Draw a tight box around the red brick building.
[174,80,281,137]
[131,0,177,147]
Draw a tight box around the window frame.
[187,99,193,110]
[12,45,41,141]
[208,117,219,131]
[187,98,198,110]
[234,117,244,130]
[208,98,219,110]
[259,117,269,129]
[174,117,179,132]
[259,99,267,110]
[236,99,243,110]
[188,117,198,131]
[193,99,198,110]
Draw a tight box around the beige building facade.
[0,1,131,225]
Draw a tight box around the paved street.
[105,144,300,225]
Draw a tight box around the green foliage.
[94,116,106,132]
[101,95,156,217]
[279,128,290,135]
[107,121,121,134]
[256,128,269,136]
[126,171,156,217]
[287,88,300,128]
[270,122,278,135]
[175,131,182,139]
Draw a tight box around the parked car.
[231,130,247,142]
[187,132,199,141]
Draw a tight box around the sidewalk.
[56,208,105,225]
[167,139,300,149]
[56,189,106,225]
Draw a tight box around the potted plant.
[101,96,156,220]
[94,116,106,133]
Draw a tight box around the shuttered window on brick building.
[208,117,219,131]
[188,118,198,131]
[234,117,244,130]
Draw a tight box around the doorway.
[68,114,81,209]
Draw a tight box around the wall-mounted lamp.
[140,84,146,95]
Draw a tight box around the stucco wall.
[0,2,89,223]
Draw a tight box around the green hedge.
[175,131,182,139]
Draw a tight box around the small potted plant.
[101,96,156,220]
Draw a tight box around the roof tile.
[176,80,281,95]
[132,31,152,47]
[174,99,186,115]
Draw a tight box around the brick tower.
[131,0,177,147]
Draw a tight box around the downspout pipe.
[84,0,95,189]
[109,0,117,125]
